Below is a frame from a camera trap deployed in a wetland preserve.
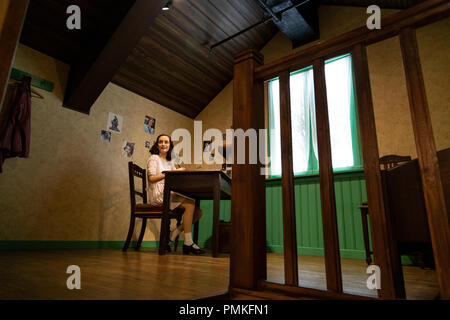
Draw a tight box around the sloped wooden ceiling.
[19,0,426,118]
[112,0,278,118]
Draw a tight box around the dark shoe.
[165,243,172,253]
[183,243,205,255]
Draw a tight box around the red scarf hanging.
[0,76,32,173]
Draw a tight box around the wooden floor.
[0,249,439,300]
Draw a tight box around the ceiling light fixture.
[162,0,172,11]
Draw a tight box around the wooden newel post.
[400,28,450,299]
[230,49,266,290]
[351,44,405,299]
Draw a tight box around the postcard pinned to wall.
[145,141,151,149]
[144,116,156,135]
[122,141,135,158]
[107,112,123,134]
[101,130,111,142]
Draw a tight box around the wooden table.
[158,170,232,257]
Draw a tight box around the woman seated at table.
[147,134,205,255]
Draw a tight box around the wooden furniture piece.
[360,155,412,264]
[379,155,412,170]
[158,170,232,257]
[360,149,450,295]
[123,161,184,252]
[386,148,449,260]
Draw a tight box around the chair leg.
[123,215,136,252]
[174,216,182,252]
[360,208,372,265]
[135,218,147,250]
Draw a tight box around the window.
[268,54,362,177]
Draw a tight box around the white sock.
[184,232,193,246]
[170,228,181,242]
[184,233,200,249]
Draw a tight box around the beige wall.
[196,6,450,165]
[0,44,194,241]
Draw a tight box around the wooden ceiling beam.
[63,0,167,114]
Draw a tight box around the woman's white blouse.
[147,154,184,210]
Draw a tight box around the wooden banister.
[279,70,299,286]
[312,58,342,293]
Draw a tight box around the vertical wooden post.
[351,44,405,299]
[399,28,450,299]
[312,58,342,292]
[0,0,29,108]
[231,49,266,290]
[279,70,299,286]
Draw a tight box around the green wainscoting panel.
[197,200,231,248]
[265,171,369,259]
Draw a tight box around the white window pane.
[268,79,282,176]
[325,56,354,168]
[290,72,311,173]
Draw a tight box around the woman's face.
[158,135,170,155]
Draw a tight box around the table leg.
[212,179,220,257]
[159,184,171,255]
[360,207,372,265]
[194,199,200,244]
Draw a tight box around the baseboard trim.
[0,240,168,250]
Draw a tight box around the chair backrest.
[379,155,412,170]
[128,161,148,209]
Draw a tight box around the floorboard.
[0,249,439,300]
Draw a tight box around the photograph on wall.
[145,141,151,149]
[144,116,156,135]
[107,112,123,133]
[203,140,212,153]
[100,130,111,142]
[122,141,135,158]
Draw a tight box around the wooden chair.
[379,154,412,170]
[359,155,411,265]
[123,161,184,252]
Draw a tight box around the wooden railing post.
[231,49,266,290]
[313,58,343,292]
[399,28,450,299]
[351,44,405,299]
[279,70,299,286]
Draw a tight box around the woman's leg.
[177,199,205,254]
[176,200,203,231]
[170,199,204,245]
[180,199,195,234]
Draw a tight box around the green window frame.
[267,53,363,178]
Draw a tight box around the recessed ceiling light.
[162,0,172,11]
